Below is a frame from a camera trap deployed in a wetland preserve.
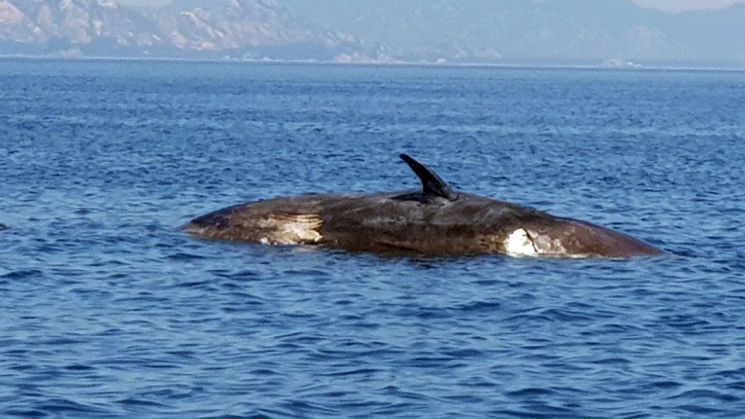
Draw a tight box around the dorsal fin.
[400,154,459,202]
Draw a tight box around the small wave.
[668,389,740,403]
[35,398,110,416]
[1,269,44,279]
[454,300,502,313]
[322,368,382,377]
[441,348,484,358]
[166,252,205,261]
[647,380,683,390]
[673,404,730,415]
[539,307,596,322]
[118,397,171,408]
[505,387,558,397]
[63,363,96,372]
[279,399,338,416]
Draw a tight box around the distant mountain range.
[282,0,745,66]
[0,0,370,60]
[1,0,744,66]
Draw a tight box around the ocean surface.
[1,59,745,417]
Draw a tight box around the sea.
[1,58,744,418]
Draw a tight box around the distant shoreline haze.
[116,0,745,12]
[1,0,744,67]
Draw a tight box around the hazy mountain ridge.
[0,0,369,60]
[1,0,744,66]
[1,0,165,54]
[281,0,745,66]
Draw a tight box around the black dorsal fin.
[400,154,459,202]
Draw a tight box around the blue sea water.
[1,58,745,417]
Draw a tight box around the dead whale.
[183,154,661,258]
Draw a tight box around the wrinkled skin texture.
[183,191,661,258]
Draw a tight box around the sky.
[633,0,745,10]
[116,0,745,11]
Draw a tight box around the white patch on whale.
[503,228,581,258]
[530,231,573,257]
[258,213,323,245]
[504,228,538,257]
[503,227,590,258]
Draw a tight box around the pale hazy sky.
[117,0,745,11]
[634,0,745,10]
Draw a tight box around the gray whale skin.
[183,154,661,258]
